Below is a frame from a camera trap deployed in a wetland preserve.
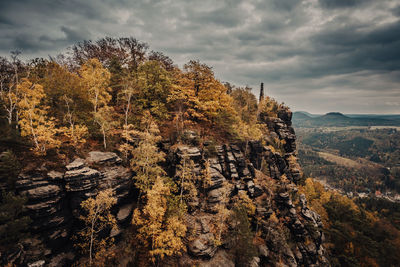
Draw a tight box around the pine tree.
[0,191,31,247]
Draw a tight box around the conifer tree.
[0,191,31,247]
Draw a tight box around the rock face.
[171,107,329,267]
[9,152,132,266]
[6,107,329,266]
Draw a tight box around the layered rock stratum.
[4,108,329,266]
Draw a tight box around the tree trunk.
[102,127,107,149]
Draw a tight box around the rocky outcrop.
[7,152,133,266]
[171,108,329,267]
[6,108,329,267]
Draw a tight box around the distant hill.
[293,111,400,127]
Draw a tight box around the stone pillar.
[259,82,264,102]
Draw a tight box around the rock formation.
[3,107,329,266]
[6,152,132,266]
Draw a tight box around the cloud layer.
[1,0,399,113]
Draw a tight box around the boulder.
[188,233,217,258]
[117,203,134,222]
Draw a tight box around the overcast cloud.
[0,0,399,114]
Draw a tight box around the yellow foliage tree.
[214,181,231,245]
[62,95,88,147]
[183,60,238,136]
[175,152,198,204]
[130,113,166,194]
[94,106,118,149]
[132,177,186,262]
[75,189,117,266]
[17,78,60,154]
[80,58,112,114]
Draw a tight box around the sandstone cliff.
[4,108,329,267]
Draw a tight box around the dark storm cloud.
[0,0,399,113]
[319,0,372,9]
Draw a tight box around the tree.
[167,68,197,139]
[94,106,118,149]
[0,191,31,248]
[214,182,231,245]
[135,60,173,120]
[229,205,257,267]
[132,177,186,262]
[80,58,112,114]
[118,71,138,157]
[175,152,198,204]
[0,150,21,190]
[17,78,60,154]
[71,37,148,70]
[0,53,21,126]
[62,95,88,147]
[231,86,258,124]
[183,60,238,137]
[75,189,117,266]
[38,62,89,123]
[130,113,166,195]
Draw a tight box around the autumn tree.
[94,106,118,149]
[231,86,258,124]
[118,71,138,157]
[183,60,238,137]
[0,52,23,127]
[129,113,166,195]
[71,37,148,70]
[175,152,198,204]
[38,62,90,123]
[132,177,186,263]
[167,68,197,139]
[80,58,112,114]
[214,182,231,245]
[135,60,173,120]
[62,95,88,147]
[17,78,60,154]
[75,189,117,266]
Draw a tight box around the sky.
[0,0,399,114]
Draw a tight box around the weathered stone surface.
[177,145,202,162]
[86,151,122,165]
[198,250,234,267]
[258,244,269,258]
[27,260,45,267]
[66,158,85,171]
[9,151,133,266]
[188,233,217,257]
[117,203,134,222]
[47,171,63,180]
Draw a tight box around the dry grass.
[317,151,363,169]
